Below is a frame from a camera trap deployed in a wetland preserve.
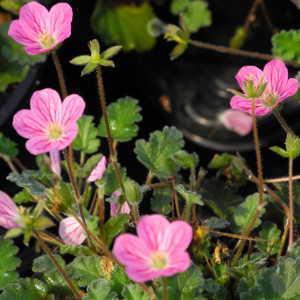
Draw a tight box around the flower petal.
[61,94,85,127]
[59,217,85,245]
[49,149,61,176]
[137,214,169,252]
[25,135,53,155]
[0,191,20,229]
[280,78,299,100]
[236,66,264,92]
[162,252,190,277]
[87,156,107,182]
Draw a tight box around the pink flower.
[113,214,192,282]
[218,109,253,136]
[87,156,107,182]
[13,88,85,155]
[230,59,299,115]
[0,191,21,229]
[110,190,131,217]
[59,216,85,246]
[8,1,72,55]
[49,149,61,176]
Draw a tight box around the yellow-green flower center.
[262,90,279,108]
[47,122,62,140]
[150,252,168,270]
[39,30,56,48]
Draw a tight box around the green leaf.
[175,184,204,206]
[269,145,290,158]
[272,29,300,63]
[81,62,97,75]
[0,278,52,300]
[77,154,102,178]
[151,186,172,215]
[90,2,156,52]
[103,214,130,247]
[103,162,129,196]
[70,55,91,65]
[134,126,184,178]
[83,279,118,300]
[182,1,211,33]
[234,193,267,232]
[101,45,122,59]
[286,134,300,159]
[70,256,107,287]
[121,283,150,300]
[169,43,188,60]
[108,264,131,297]
[7,172,46,197]
[229,26,248,49]
[13,188,33,204]
[99,97,142,142]
[60,244,93,257]
[73,115,100,154]
[0,132,18,157]
[170,0,189,14]
[256,222,281,255]
[0,238,21,290]
[172,150,198,169]
[200,178,243,218]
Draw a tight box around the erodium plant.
[1,1,300,300]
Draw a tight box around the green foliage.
[90,1,156,52]
[240,257,300,299]
[172,150,199,169]
[135,126,184,178]
[13,188,33,204]
[124,180,143,205]
[103,162,129,196]
[98,97,142,142]
[200,178,243,218]
[170,0,211,33]
[0,238,21,290]
[270,134,300,159]
[121,283,150,300]
[229,26,248,49]
[151,186,172,215]
[0,132,18,157]
[0,22,46,91]
[272,29,300,63]
[0,278,53,300]
[76,154,102,178]
[60,245,93,257]
[83,279,118,300]
[256,222,281,255]
[175,184,203,206]
[73,115,100,154]
[103,214,130,247]
[234,193,267,232]
[0,0,29,14]
[157,263,206,299]
[32,255,73,298]
[7,172,46,197]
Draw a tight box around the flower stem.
[273,109,295,136]
[51,51,67,99]
[276,217,289,260]
[189,40,300,67]
[34,230,82,300]
[0,155,18,173]
[243,0,261,32]
[288,157,294,247]
[162,277,167,300]
[98,187,105,240]
[95,65,136,223]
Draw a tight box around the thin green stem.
[276,217,289,260]
[0,155,18,173]
[162,277,167,300]
[273,109,295,136]
[95,65,136,223]
[98,187,105,240]
[34,230,82,299]
[288,157,294,247]
[189,40,300,67]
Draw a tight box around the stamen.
[38,30,56,48]
[48,122,62,140]
[150,251,168,270]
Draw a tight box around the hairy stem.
[288,157,294,246]
[273,109,295,136]
[34,230,82,299]
[51,51,67,99]
[276,217,289,260]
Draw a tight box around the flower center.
[150,251,168,270]
[47,122,62,140]
[38,30,56,49]
[261,90,279,108]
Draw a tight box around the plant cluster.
[1,1,300,300]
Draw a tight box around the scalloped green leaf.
[108,264,131,297]
[175,184,203,206]
[60,244,93,257]
[70,256,107,287]
[0,238,21,290]
[172,150,199,169]
[182,1,211,33]
[272,29,300,63]
[0,278,52,300]
[134,126,184,178]
[6,172,46,197]
[13,188,33,204]
[103,162,129,196]
[83,279,118,300]
[121,283,150,300]
[151,186,172,215]
[256,221,281,255]
[90,2,156,52]
[0,132,18,157]
[99,97,142,142]
[73,115,100,154]
[171,0,189,14]
[234,193,267,232]
[103,214,130,247]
